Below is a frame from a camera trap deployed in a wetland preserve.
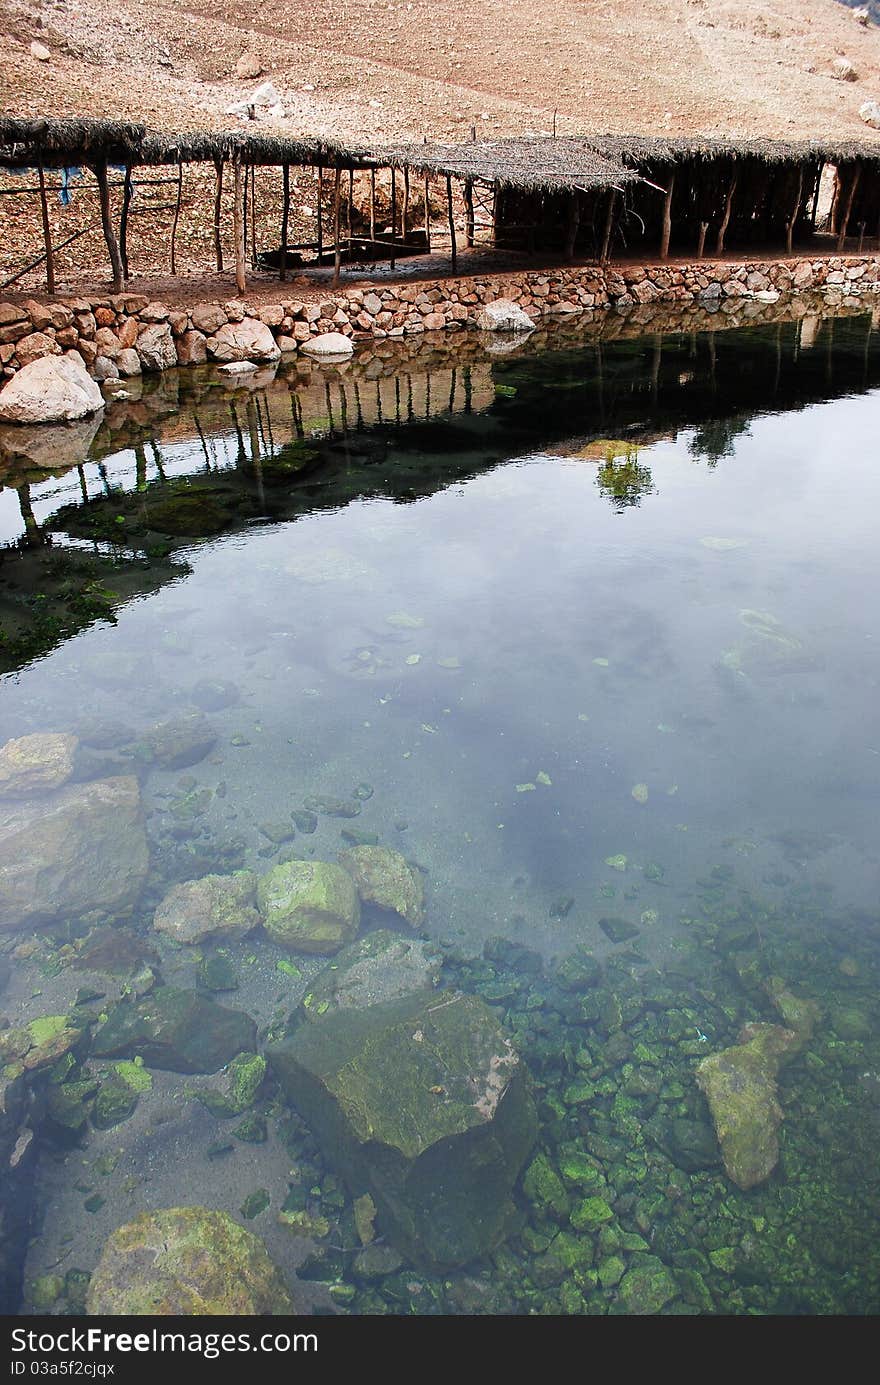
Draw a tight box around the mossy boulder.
[615,1256,680,1314]
[0,776,148,930]
[153,872,260,945]
[696,1022,799,1190]
[764,976,821,1048]
[268,989,537,1268]
[257,859,359,954]
[85,1207,293,1314]
[522,1153,570,1220]
[337,846,425,926]
[0,733,77,798]
[196,1052,266,1117]
[91,987,256,1074]
[301,929,441,1021]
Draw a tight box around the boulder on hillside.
[86,1207,292,1315]
[0,354,103,424]
[0,776,148,930]
[268,989,537,1268]
[206,319,280,363]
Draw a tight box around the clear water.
[1,302,879,1315]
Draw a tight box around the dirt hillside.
[3,0,880,145]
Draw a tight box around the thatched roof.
[375,136,638,190]
[594,132,880,168]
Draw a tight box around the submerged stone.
[85,1207,293,1315]
[0,733,77,798]
[337,845,425,927]
[196,1052,266,1118]
[0,776,148,930]
[153,872,260,945]
[140,713,217,770]
[257,859,360,954]
[696,1022,799,1190]
[301,929,441,1020]
[599,916,641,945]
[268,989,537,1269]
[615,1256,680,1315]
[91,986,256,1074]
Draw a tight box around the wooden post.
[660,170,675,261]
[837,163,861,252]
[424,175,431,249]
[213,157,224,272]
[242,162,248,264]
[402,168,410,240]
[464,178,475,248]
[697,220,708,258]
[563,190,580,261]
[280,162,290,281]
[250,162,257,267]
[233,155,246,295]
[170,158,183,275]
[119,164,133,280]
[858,220,866,253]
[94,160,124,292]
[333,164,342,287]
[36,160,55,295]
[348,168,354,241]
[600,187,617,264]
[370,168,376,240]
[447,174,457,273]
[785,166,803,255]
[390,166,397,270]
[317,162,323,260]
[715,168,737,256]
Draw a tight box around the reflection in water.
[0,298,878,1315]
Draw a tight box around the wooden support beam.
[333,163,342,287]
[390,166,397,270]
[233,155,246,295]
[697,220,708,259]
[447,174,457,273]
[464,178,475,248]
[402,168,410,239]
[280,162,290,281]
[715,168,737,256]
[837,163,861,252]
[785,165,804,255]
[348,168,354,241]
[250,162,257,267]
[317,162,323,259]
[659,170,675,261]
[94,159,124,292]
[424,175,430,249]
[119,164,133,280]
[563,190,580,261]
[599,186,617,264]
[213,157,224,272]
[170,158,183,275]
[370,168,376,240]
[36,160,55,295]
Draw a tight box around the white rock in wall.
[0,354,103,424]
[475,299,535,332]
[299,332,354,358]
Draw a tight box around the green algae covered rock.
[91,987,256,1074]
[696,1022,799,1190]
[522,1152,570,1220]
[268,989,537,1269]
[337,845,425,926]
[196,1052,266,1117]
[153,871,260,945]
[257,859,359,954]
[764,976,821,1048]
[615,1255,680,1314]
[301,929,440,1021]
[85,1207,293,1315]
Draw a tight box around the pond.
[0,298,878,1315]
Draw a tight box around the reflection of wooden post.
[447,174,457,273]
[120,164,133,280]
[716,168,737,255]
[17,485,43,547]
[95,160,124,292]
[390,167,397,270]
[837,163,861,252]
[333,164,342,287]
[280,162,290,280]
[697,220,708,258]
[213,157,224,272]
[600,187,617,264]
[170,158,183,274]
[786,166,803,255]
[233,155,246,295]
[37,160,55,294]
[660,170,675,260]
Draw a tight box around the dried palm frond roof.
[375,136,638,190]
[594,132,880,167]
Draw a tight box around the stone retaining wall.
[1,254,879,382]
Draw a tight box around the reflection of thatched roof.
[375,137,638,190]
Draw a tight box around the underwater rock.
[598,916,641,945]
[91,986,256,1074]
[257,860,360,954]
[196,1052,266,1117]
[614,1256,680,1315]
[70,926,158,978]
[85,1206,293,1315]
[0,776,148,930]
[140,713,217,770]
[763,977,821,1048]
[153,872,260,945]
[337,845,425,927]
[190,679,239,712]
[145,491,232,538]
[268,989,537,1269]
[648,1115,722,1173]
[0,733,77,798]
[555,946,602,992]
[301,929,441,1020]
[696,1022,799,1190]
